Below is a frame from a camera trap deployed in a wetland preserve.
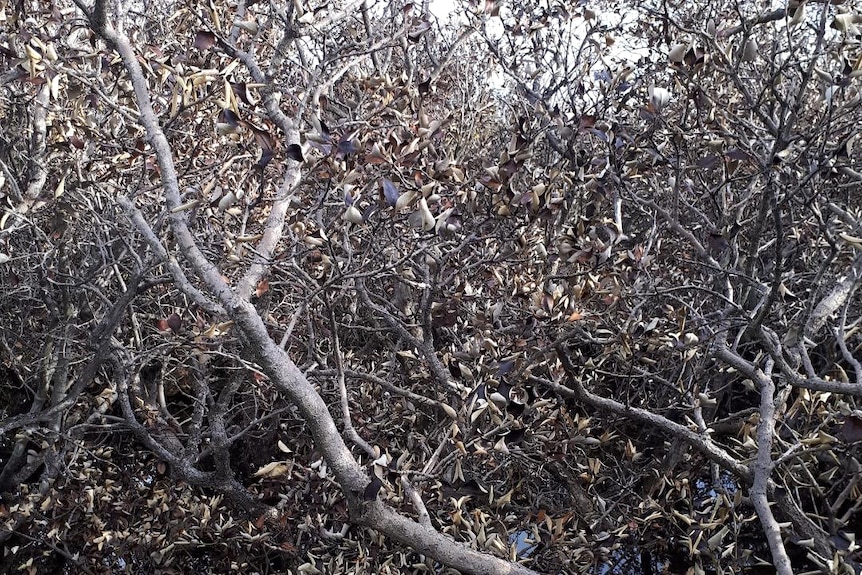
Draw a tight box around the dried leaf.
[216,109,241,135]
[258,149,273,168]
[230,81,255,106]
[286,143,304,162]
[166,313,182,333]
[416,197,435,231]
[193,31,216,51]
[344,205,364,225]
[337,135,357,157]
[395,189,417,211]
[363,476,383,501]
[253,461,290,478]
[441,403,458,419]
[841,414,862,443]
[381,178,399,207]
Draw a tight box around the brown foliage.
[1,1,861,574]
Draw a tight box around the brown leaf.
[248,123,274,151]
[286,143,304,162]
[253,461,290,478]
[841,414,862,443]
[231,81,254,105]
[193,30,216,51]
[166,312,182,333]
[363,476,383,501]
[216,109,241,135]
[258,148,273,168]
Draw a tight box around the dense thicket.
[1,1,861,573]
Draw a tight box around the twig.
[328,299,376,458]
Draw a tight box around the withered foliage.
[1,0,861,574]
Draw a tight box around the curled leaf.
[216,108,241,135]
[344,205,364,225]
[395,189,417,211]
[418,197,435,231]
[258,149,273,169]
[286,143,304,162]
[253,461,290,478]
